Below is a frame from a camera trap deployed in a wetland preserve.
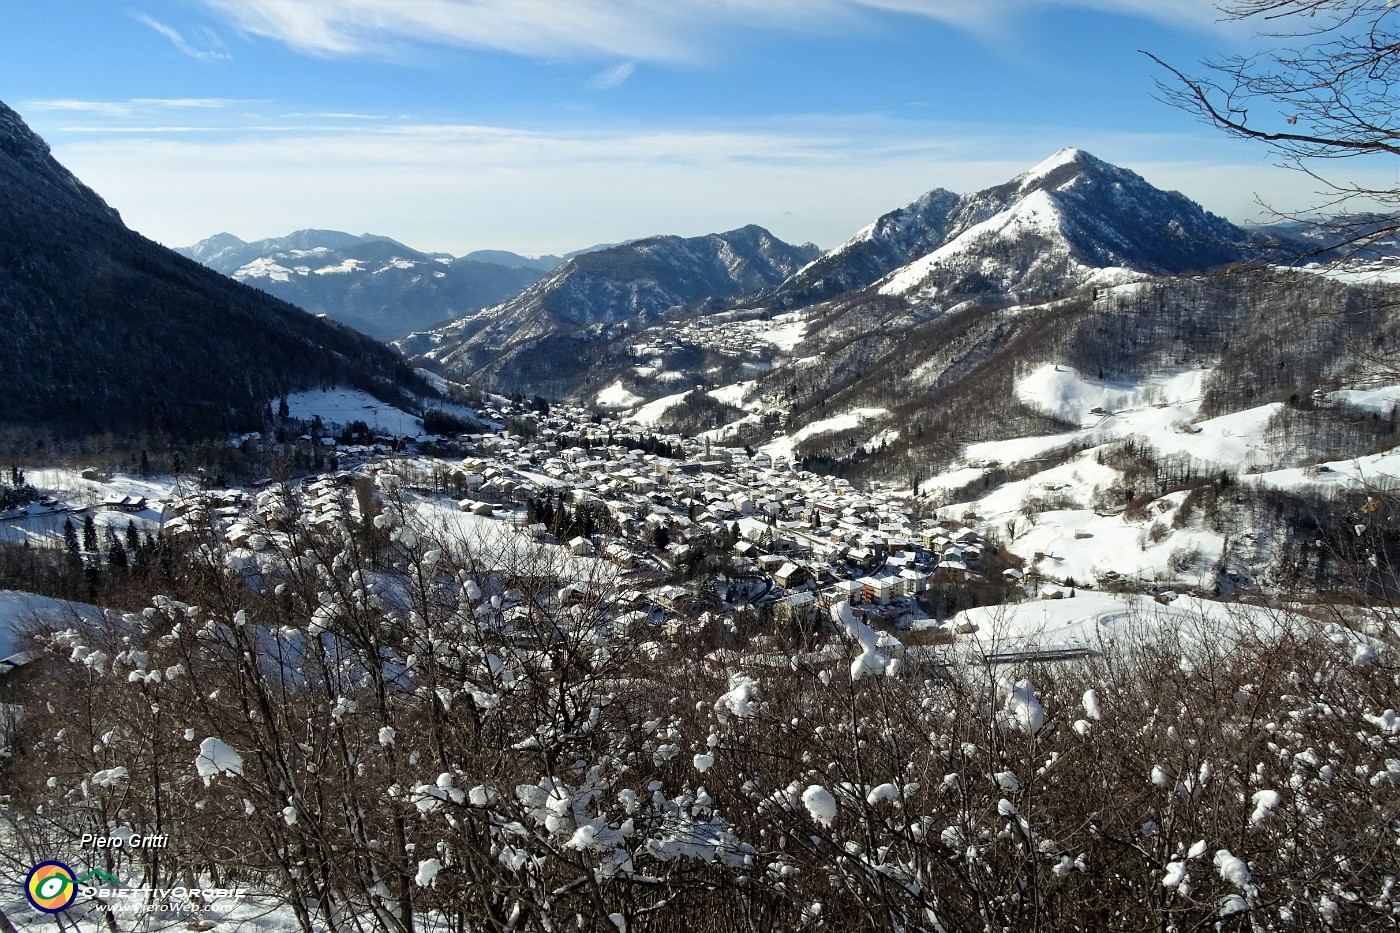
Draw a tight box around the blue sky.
[3,1,1389,255]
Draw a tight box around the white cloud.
[588,62,636,91]
[193,0,1231,63]
[136,14,231,61]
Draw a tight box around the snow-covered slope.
[769,187,962,308]
[873,148,1248,302]
[767,148,1249,320]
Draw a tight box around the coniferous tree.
[62,517,80,558]
[82,513,98,554]
[106,528,128,571]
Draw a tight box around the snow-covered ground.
[0,590,104,658]
[750,312,808,352]
[1328,384,1400,413]
[965,367,1268,470]
[409,497,617,582]
[1311,265,1400,286]
[287,388,422,436]
[627,391,692,426]
[620,381,760,428]
[878,189,1073,298]
[1016,364,1206,428]
[233,257,293,282]
[707,380,758,408]
[761,407,889,462]
[932,368,1400,589]
[940,590,1290,659]
[596,380,644,409]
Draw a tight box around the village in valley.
[176,402,1006,665]
[7,382,1235,686]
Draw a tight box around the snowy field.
[627,390,692,426]
[1016,364,1206,428]
[929,368,1400,589]
[596,379,644,409]
[410,496,618,582]
[750,312,808,352]
[761,407,888,462]
[934,589,1380,667]
[287,388,422,436]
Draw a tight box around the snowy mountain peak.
[1020,147,1095,185]
[864,150,1248,300]
[768,149,1250,311]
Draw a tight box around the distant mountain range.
[397,147,1261,401]
[0,100,428,436]
[175,231,557,341]
[10,82,1393,480]
[397,225,820,391]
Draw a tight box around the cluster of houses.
[628,309,794,369]
[148,395,1041,655]
[363,402,1019,630]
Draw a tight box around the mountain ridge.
[401,223,820,390]
[782,148,1250,313]
[175,230,545,341]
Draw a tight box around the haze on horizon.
[6,0,1397,257]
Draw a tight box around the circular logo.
[25,861,77,913]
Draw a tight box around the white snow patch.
[313,258,364,275]
[627,391,692,426]
[761,407,888,463]
[802,785,837,827]
[286,388,421,436]
[415,858,442,887]
[1020,147,1085,186]
[948,591,1290,659]
[751,313,808,352]
[195,737,244,783]
[1003,679,1045,733]
[1017,364,1207,428]
[879,189,1069,297]
[596,380,644,409]
[234,257,294,282]
[707,381,757,408]
[0,590,103,659]
[1327,384,1400,414]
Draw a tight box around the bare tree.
[1147,0,1400,257]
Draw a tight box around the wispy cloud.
[192,0,1230,63]
[588,62,636,91]
[21,98,250,121]
[136,14,231,61]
